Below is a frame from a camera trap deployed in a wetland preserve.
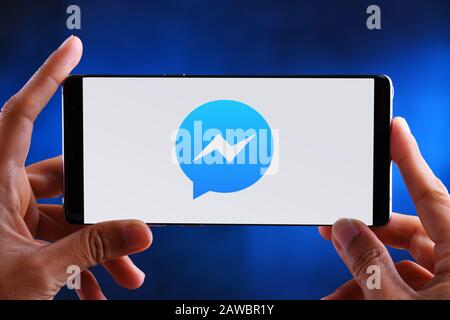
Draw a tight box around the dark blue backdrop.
[0,0,449,299]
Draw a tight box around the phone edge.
[62,74,392,226]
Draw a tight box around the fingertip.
[116,265,146,290]
[330,219,411,299]
[102,256,147,290]
[60,35,82,49]
[67,35,83,64]
[331,218,366,250]
[391,116,417,163]
[392,116,405,127]
[70,35,83,52]
[58,35,83,67]
[396,116,411,134]
[391,117,406,143]
[121,221,153,251]
[318,226,332,240]
[130,266,146,289]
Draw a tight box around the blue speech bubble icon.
[175,100,273,198]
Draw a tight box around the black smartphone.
[63,75,392,226]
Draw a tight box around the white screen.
[82,77,374,225]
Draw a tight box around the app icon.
[175,100,273,198]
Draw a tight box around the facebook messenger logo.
[174,100,275,198]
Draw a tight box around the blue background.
[0,0,449,299]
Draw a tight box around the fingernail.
[332,219,360,250]
[132,265,146,282]
[59,35,74,48]
[122,223,151,249]
[399,117,411,134]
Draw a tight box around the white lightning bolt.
[193,134,256,163]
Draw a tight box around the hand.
[318,117,450,299]
[0,36,152,300]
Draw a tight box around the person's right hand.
[0,36,152,300]
[319,117,450,299]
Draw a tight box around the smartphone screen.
[63,76,392,225]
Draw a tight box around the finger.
[391,117,450,244]
[103,256,146,290]
[75,270,107,300]
[395,260,433,289]
[371,213,435,272]
[2,36,82,122]
[318,226,332,239]
[26,156,63,198]
[35,205,146,290]
[331,218,415,299]
[35,205,82,241]
[0,36,82,165]
[38,220,152,284]
[23,193,40,237]
[320,213,436,272]
[322,260,433,300]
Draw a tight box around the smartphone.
[63,75,392,226]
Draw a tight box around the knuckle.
[434,176,448,190]
[417,178,450,207]
[0,96,17,124]
[33,57,61,88]
[1,95,15,114]
[40,65,60,87]
[79,228,111,265]
[432,177,449,198]
[0,95,34,125]
[351,246,386,280]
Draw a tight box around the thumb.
[38,220,152,284]
[331,218,415,299]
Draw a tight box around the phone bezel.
[63,75,392,226]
